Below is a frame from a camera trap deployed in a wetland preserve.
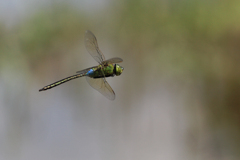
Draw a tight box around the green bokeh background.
[1,0,240,160]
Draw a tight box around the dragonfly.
[39,30,124,100]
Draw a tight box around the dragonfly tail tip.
[39,88,44,92]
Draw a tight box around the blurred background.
[0,0,240,160]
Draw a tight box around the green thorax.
[88,63,124,78]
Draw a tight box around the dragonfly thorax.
[86,64,123,78]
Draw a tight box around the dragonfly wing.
[84,30,105,64]
[102,57,123,64]
[85,77,115,100]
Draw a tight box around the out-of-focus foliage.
[114,0,240,157]
[17,5,87,68]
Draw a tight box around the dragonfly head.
[114,64,124,76]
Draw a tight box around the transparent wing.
[84,30,105,64]
[102,57,123,64]
[76,66,98,74]
[85,77,115,100]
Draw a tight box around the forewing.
[85,77,115,100]
[84,30,105,64]
[102,57,123,64]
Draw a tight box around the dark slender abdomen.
[39,74,84,91]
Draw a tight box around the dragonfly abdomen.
[39,73,85,91]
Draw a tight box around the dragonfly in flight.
[39,30,124,100]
